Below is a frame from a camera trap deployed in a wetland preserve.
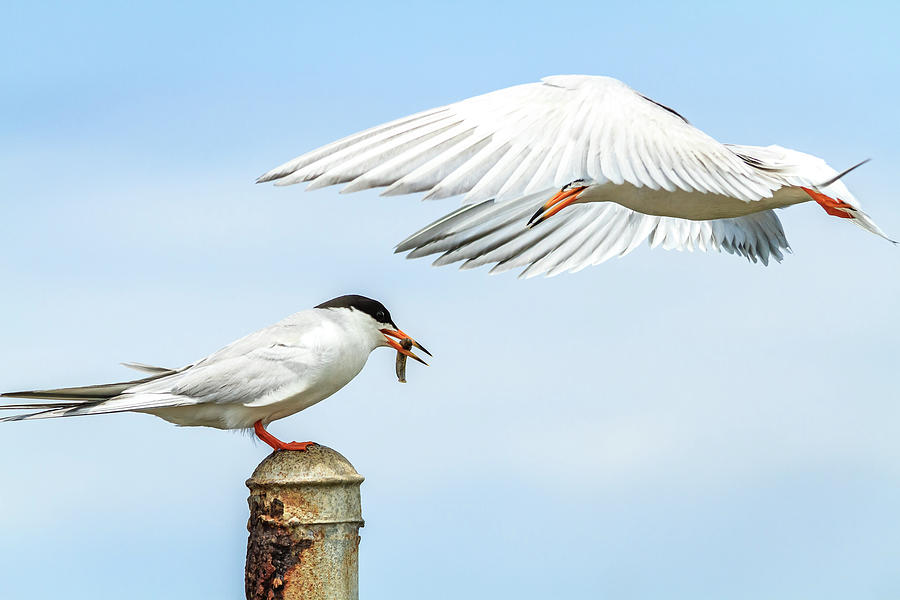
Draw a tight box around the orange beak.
[526,186,588,228]
[380,328,431,365]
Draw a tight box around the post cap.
[247,445,365,487]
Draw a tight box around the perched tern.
[259,75,893,278]
[0,295,430,451]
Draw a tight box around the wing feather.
[396,192,790,277]
[260,75,786,205]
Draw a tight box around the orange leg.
[801,186,855,219]
[253,420,315,452]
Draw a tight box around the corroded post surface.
[245,446,364,600]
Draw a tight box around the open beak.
[380,328,431,365]
[526,186,588,228]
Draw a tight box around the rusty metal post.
[245,446,364,600]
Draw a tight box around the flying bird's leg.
[253,420,315,452]
[800,187,855,219]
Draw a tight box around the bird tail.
[728,144,895,243]
[0,363,178,422]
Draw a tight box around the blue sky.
[1,1,899,598]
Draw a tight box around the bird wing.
[258,74,787,204]
[396,191,791,278]
[136,343,319,407]
[1,321,325,421]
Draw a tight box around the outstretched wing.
[259,75,785,204]
[396,192,791,278]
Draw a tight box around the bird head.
[315,295,431,365]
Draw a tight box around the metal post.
[245,446,364,600]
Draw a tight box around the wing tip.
[255,170,284,184]
[2,390,38,400]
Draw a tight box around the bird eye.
[376,311,385,321]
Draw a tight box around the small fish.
[395,338,412,383]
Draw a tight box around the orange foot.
[279,441,316,451]
[801,186,855,219]
[253,420,316,452]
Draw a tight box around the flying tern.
[1,295,430,451]
[259,74,893,278]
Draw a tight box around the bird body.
[572,175,809,221]
[259,75,892,277]
[141,307,382,430]
[1,295,430,449]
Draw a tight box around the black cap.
[315,294,396,327]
